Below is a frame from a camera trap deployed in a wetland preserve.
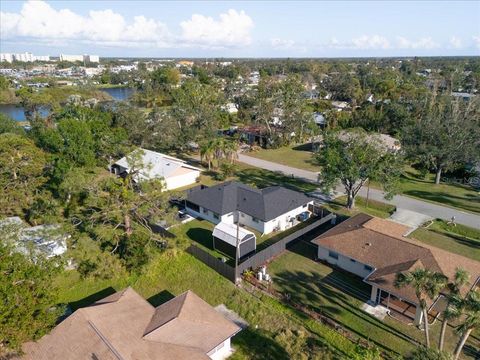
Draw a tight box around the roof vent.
[366,242,372,246]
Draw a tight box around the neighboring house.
[185,181,313,235]
[312,214,480,325]
[22,287,241,360]
[112,149,201,191]
[0,217,68,259]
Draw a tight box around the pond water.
[100,87,135,101]
[0,87,135,121]
[0,103,50,122]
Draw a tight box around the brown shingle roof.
[312,214,480,305]
[21,288,240,360]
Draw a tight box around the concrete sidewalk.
[238,153,480,230]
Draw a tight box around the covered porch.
[370,285,420,325]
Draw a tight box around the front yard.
[267,241,480,358]
[246,144,319,172]
[410,220,480,262]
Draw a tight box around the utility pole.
[235,208,240,268]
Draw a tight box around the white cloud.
[449,36,463,49]
[327,35,390,49]
[180,9,254,48]
[473,36,480,48]
[0,1,253,49]
[396,36,439,49]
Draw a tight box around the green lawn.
[396,166,480,214]
[54,247,361,359]
[324,195,396,219]
[268,241,480,359]
[410,220,480,262]
[246,144,319,172]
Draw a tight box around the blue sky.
[1,0,479,57]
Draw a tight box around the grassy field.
[246,144,319,172]
[410,220,480,262]
[268,241,480,359]
[54,246,363,359]
[245,145,480,214]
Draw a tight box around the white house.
[185,181,313,235]
[112,149,201,191]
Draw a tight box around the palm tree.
[438,268,470,351]
[200,141,215,170]
[395,268,447,348]
[453,290,480,360]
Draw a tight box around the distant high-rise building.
[59,54,84,62]
[84,54,100,63]
[0,52,50,63]
[0,53,13,62]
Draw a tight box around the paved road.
[238,153,480,230]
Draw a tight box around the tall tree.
[316,129,403,208]
[0,237,63,354]
[0,133,47,216]
[395,269,448,348]
[78,150,173,270]
[438,268,470,351]
[453,290,480,360]
[402,95,480,184]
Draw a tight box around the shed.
[213,222,256,259]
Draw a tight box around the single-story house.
[0,217,68,259]
[185,181,314,235]
[112,148,201,191]
[22,287,241,360]
[213,222,256,259]
[312,213,480,325]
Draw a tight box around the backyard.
[267,241,480,359]
[53,246,361,359]
[243,145,480,214]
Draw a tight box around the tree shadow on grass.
[69,287,117,311]
[272,268,418,353]
[292,143,314,152]
[147,290,175,307]
[403,190,480,213]
[235,168,317,193]
[430,230,480,249]
[186,228,214,249]
[232,327,291,360]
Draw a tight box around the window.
[252,217,260,223]
[185,201,199,213]
[202,208,209,215]
[364,265,373,272]
[328,251,339,260]
[213,212,220,220]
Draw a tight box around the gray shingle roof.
[186,181,311,222]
